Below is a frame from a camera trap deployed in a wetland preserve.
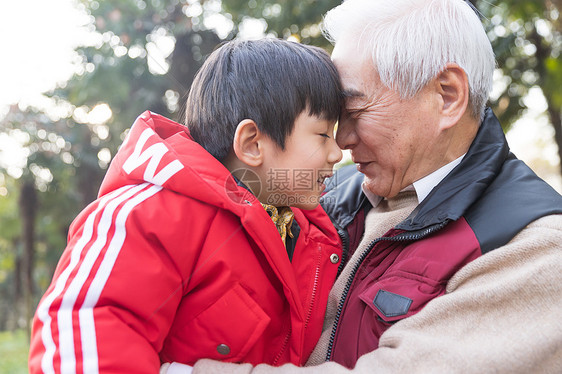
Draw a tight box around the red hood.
[99,111,257,214]
[99,111,340,249]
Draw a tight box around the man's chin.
[363,176,396,198]
[362,177,382,196]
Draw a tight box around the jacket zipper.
[303,245,323,332]
[325,221,448,361]
[274,244,323,365]
[273,325,291,365]
[336,227,349,277]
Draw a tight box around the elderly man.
[177,0,562,373]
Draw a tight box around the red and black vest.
[320,109,562,368]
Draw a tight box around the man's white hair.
[323,0,495,120]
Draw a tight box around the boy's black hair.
[185,38,343,161]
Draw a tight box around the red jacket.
[29,111,342,373]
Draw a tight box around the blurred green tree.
[471,0,562,175]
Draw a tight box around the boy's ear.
[232,119,265,167]
[435,63,470,130]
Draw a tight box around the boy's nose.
[329,139,343,165]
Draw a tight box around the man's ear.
[232,119,264,167]
[435,63,470,130]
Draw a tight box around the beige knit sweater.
[194,191,562,374]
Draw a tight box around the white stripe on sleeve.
[37,184,135,374]
[80,184,162,374]
[57,183,150,373]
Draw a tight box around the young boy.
[29,39,343,373]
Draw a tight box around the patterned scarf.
[261,203,295,245]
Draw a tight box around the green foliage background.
[0,330,28,374]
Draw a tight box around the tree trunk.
[549,0,562,13]
[77,126,102,208]
[19,179,38,336]
[15,241,23,328]
[14,242,22,304]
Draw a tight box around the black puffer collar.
[397,108,508,230]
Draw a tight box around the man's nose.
[336,118,358,150]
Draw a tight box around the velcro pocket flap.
[181,282,271,362]
[372,289,412,318]
[359,273,444,323]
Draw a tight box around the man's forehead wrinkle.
[343,89,365,99]
[342,89,376,111]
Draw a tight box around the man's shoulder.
[518,214,562,237]
[464,155,562,253]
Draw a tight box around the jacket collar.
[397,108,509,230]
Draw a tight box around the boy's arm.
[191,215,562,374]
[29,188,193,374]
